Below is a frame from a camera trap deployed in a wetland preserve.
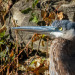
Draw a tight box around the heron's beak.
[12,26,62,36]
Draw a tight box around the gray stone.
[5,0,47,51]
[58,2,75,21]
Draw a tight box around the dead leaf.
[57,12,63,20]
[41,10,47,19]
[41,10,55,25]
[49,12,55,19]
[32,34,41,42]
[10,50,14,57]
[41,40,45,47]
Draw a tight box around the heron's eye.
[59,27,63,31]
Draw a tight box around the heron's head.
[50,20,75,40]
[12,20,75,40]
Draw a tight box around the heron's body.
[50,38,75,75]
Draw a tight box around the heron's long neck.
[49,38,75,75]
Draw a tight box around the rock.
[5,0,48,51]
[7,0,38,26]
[58,2,75,21]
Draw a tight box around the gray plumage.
[51,20,75,40]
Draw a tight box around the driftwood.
[49,38,75,75]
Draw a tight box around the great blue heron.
[12,20,75,75]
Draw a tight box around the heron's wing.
[12,26,61,36]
